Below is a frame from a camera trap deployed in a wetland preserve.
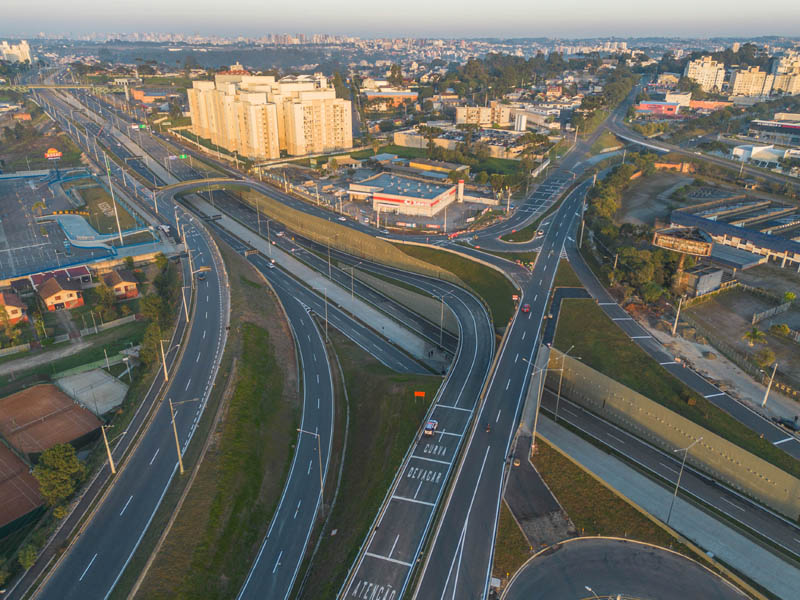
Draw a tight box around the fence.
[548,354,800,519]
[0,343,31,359]
[752,301,791,325]
[79,314,137,337]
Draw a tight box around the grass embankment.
[392,243,516,328]
[203,185,460,287]
[492,502,532,580]
[554,299,800,479]
[590,131,622,155]
[118,242,299,600]
[298,329,441,598]
[533,440,694,552]
[471,247,538,267]
[552,259,582,288]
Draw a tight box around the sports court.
[0,384,102,456]
[0,445,42,529]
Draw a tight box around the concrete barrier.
[547,354,800,519]
[353,269,459,336]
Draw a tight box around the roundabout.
[501,537,748,600]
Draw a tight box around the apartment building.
[454,101,512,126]
[729,67,774,97]
[683,56,726,92]
[0,40,31,63]
[771,50,800,95]
[187,71,352,160]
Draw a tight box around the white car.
[423,420,439,436]
[338,216,347,222]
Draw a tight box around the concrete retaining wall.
[353,269,458,336]
[547,354,800,519]
[0,343,30,358]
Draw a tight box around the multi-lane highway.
[32,210,229,600]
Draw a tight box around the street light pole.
[762,362,778,408]
[555,345,577,423]
[667,436,703,525]
[297,428,324,495]
[159,339,170,381]
[168,398,185,475]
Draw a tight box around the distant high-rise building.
[729,66,774,97]
[771,50,800,95]
[187,69,352,160]
[683,56,726,92]
[0,40,31,63]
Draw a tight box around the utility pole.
[256,199,261,235]
[671,296,684,337]
[762,363,778,408]
[168,398,185,475]
[159,339,170,381]
[613,253,619,270]
[439,295,444,347]
[101,425,116,474]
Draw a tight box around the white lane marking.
[659,462,679,474]
[120,495,133,516]
[522,331,526,340]
[317,397,320,409]
[660,361,676,365]
[631,335,651,339]
[313,353,317,362]
[196,351,201,363]
[704,392,725,398]
[505,378,511,390]
[202,329,206,339]
[533,294,538,302]
[495,410,501,423]
[149,448,160,465]
[389,534,400,558]
[515,353,519,363]
[316,374,320,384]
[307,459,312,475]
[720,497,746,512]
[272,550,283,573]
[599,302,616,306]
[365,552,412,567]
[79,553,98,581]
[185,378,191,391]
[294,500,302,519]
[606,433,627,444]
[412,455,451,466]
[612,317,633,321]
[206,294,209,302]
[774,437,796,446]
[414,480,423,500]
[437,404,471,413]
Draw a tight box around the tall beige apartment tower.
[187,69,352,160]
[683,56,726,92]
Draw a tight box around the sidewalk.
[539,416,800,600]
[187,194,433,363]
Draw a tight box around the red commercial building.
[635,101,680,116]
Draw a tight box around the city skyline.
[2,0,800,39]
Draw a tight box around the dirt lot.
[616,172,694,226]
[736,261,800,301]
[686,288,800,389]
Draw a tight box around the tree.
[95,282,116,312]
[371,140,381,156]
[18,544,38,570]
[742,327,767,347]
[32,444,86,507]
[783,291,796,304]
[140,294,166,327]
[388,64,403,87]
[753,347,776,369]
[139,322,162,366]
[124,256,135,270]
[476,171,489,185]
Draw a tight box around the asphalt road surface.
[206,227,335,600]
[34,211,229,600]
[502,537,748,600]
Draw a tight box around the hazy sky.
[2,0,799,38]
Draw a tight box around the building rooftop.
[359,173,452,200]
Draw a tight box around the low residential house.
[0,291,26,325]
[37,276,84,311]
[102,269,139,300]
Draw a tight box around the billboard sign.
[44,147,62,160]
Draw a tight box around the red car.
[521,304,531,313]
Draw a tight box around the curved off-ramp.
[502,537,748,600]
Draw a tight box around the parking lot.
[0,174,114,280]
